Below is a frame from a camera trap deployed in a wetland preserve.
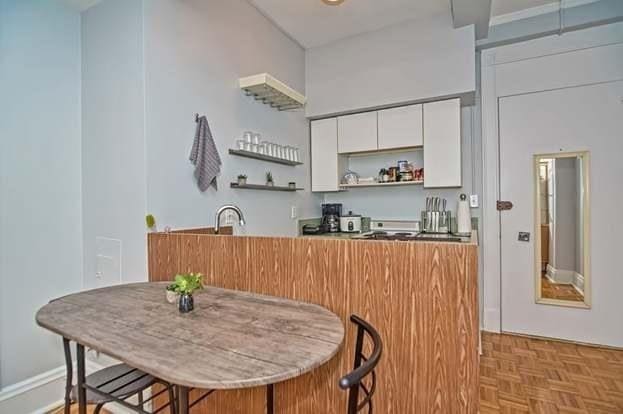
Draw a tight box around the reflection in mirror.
[535,152,590,308]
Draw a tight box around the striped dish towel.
[189,115,221,191]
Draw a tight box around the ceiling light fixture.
[322,0,345,5]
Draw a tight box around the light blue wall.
[0,0,82,387]
[81,0,147,289]
[143,0,322,236]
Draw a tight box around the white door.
[423,98,462,188]
[499,81,623,346]
[337,111,377,154]
[377,104,423,150]
[311,118,339,192]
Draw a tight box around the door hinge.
[497,200,513,211]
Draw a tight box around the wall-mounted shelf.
[229,149,302,166]
[339,180,424,189]
[239,73,306,111]
[230,183,303,192]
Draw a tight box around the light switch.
[469,194,479,208]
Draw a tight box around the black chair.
[339,315,383,414]
[62,338,177,414]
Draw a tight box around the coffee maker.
[321,203,342,233]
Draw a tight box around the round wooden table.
[36,282,345,414]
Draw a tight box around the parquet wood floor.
[541,275,584,302]
[480,332,623,413]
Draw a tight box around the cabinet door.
[337,112,378,154]
[423,99,462,188]
[378,104,423,150]
[311,118,339,192]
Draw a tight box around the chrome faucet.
[214,204,246,234]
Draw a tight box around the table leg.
[266,384,274,414]
[76,344,86,414]
[178,386,190,414]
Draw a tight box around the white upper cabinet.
[311,118,340,192]
[423,98,462,188]
[337,112,378,154]
[378,104,423,150]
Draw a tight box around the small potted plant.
[174,273,203,313]
[165,283,179,304]
[145,214,157,232]
[237,174,247,186]
[265,171,274,187]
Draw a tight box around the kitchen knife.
[426,197,431,232]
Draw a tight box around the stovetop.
[353,230,463,242]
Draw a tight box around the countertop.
[299,230,478,245]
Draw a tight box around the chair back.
[339,315,383,414]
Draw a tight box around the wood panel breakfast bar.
[147,230,479,413]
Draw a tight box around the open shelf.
[230,183,303,192]
[339,180,424,189]
[239,73,306,111]
[229,149,302,166]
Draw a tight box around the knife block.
[421,211,452,234]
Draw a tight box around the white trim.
[574,272,585,293]
[490,0,600,27]
[0,366,66,403]
[545,265,585,294]
[0,365,68,414]
[547,265,575,284]
[0,358,139,414]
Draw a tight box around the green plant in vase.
[266,171,274,186]
[174,273,203,313]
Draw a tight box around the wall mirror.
[535,151,590,308]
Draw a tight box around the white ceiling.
[248,0,450,49]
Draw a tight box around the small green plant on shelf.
[266,171,273,186]
[237,174,247,185]
[145,214,157,232]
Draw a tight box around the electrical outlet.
[469,194,479,208]
[290,206,297,219]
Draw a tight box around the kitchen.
[2,0,623,413]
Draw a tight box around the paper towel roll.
[457,194,471,235]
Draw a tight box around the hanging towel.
[189,115,221,192]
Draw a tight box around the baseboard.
[483,307,501,332]
[0,365,67,414]
[547,264,575,284]
[546,265,584,294]
[500,330,623,351]
[0,358,137,414]
[573,272,584,294]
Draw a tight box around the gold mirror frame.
[534,151,591,309]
